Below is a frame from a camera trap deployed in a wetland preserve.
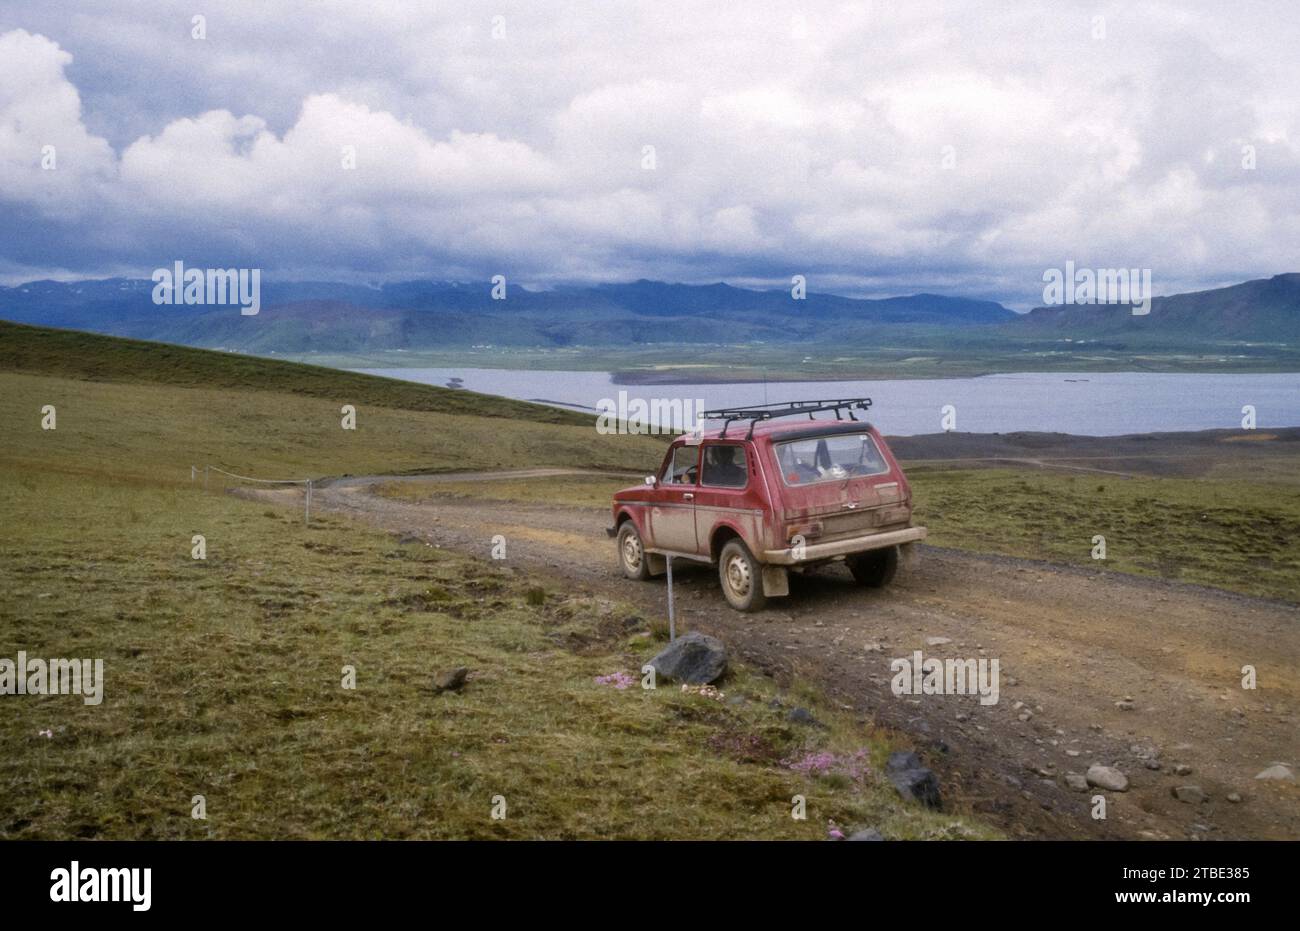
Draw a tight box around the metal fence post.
[666,555,675,641]
[305,480,312,525]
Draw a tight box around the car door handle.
[683,493,694,500]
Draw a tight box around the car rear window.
[775,433,889,485]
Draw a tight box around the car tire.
[617,522,652,581]
[718,539,768,612]
[847,546,898,588]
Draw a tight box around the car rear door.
[693,441,762,554]
[770,428,909,542]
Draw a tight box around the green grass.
[910,467,1300,602]
[0,370,665,482]
[0,464,993,839]
[0,320,592,425]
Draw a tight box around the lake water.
[354,368,1300,436]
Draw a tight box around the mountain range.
[0,274,1295,353]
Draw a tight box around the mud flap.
[761,565,789,597]
[899,542,920,570]
[646,553,668,577]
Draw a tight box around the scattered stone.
[788,707,820,727]
[863,642,883,653]
[1174,763,1193,776]
[648,632,727,685]
[432,667,469,693]
[925,636,952,646]
[1145,760,1162,771]
[1115,700,1135,711]
[886,751,942,808]
[1255,763,1294,781]
[847,828,884,842]
[621,614,646,630]
[955,712,969,723]
[397,533,423,545]
[1085,765,1129,792]
[1064,772,1089,792]
[1172,785,1206,804]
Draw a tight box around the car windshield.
[775,432,889,485]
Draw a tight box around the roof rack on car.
[703,398,873,439]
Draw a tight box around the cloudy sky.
[1,1,1297,306]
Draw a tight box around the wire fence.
[193,465,314,523]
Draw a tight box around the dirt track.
[253,471,1299,840]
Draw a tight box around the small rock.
[432,667,469,693]
[1115,700,1135,711]
[1254,763,1294,781]
[648,632,727,685]
[847,828,884,841]
[887,766,942,809]
[1172,785,1206,804]
[1227,792,1243,803]
[1174,763,1193,776]
[925,636,952,646]
[1086,765,1129,792]
[863,643,883,653]
[1064,772,1089,792]
[788,707,820,727]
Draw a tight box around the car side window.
[664,445,699,485]
[701,444,748,488]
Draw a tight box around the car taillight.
[877,504,911,525]
[786,520,823,541]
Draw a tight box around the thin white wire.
[203,466,311,486]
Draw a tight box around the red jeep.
[608,399,926,611]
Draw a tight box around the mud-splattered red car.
[608,399,927,611]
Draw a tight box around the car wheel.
[718,539,768,612]
[847,546,898,588]
[617,522,652,581]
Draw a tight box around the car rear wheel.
[617,522,652,581]
[718,539,768,612]
[847,546,898,588]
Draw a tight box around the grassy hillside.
[1,324,988,839]
[0,321,667,481]
[0,320,591,425]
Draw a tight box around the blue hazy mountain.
[0,274,1294,352]
[0,278,1015,350]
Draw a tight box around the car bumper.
[762,525,927,565]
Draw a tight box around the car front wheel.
[718,539,768,612]
[617,522,652,581]
[846,546,898,588]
